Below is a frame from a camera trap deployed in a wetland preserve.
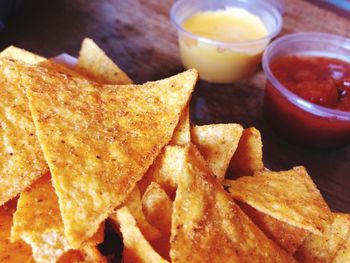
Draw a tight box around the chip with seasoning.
[75,38,133,84]
[0,206,34,263]
[23,60,197,248]
[225,167,333,235]
[229,127,264,178]
[0,46,45,64]
[142,182,173,237]
[295,213,350,262]
[170,145,295,263]
[0,58,48,206]
[116,207,169,263]
[237,201,309,254]
[11,174,105,263]
[170,106,191,146]
[191,124,243,180]
[109,186,161,241]
[138,145,188,198]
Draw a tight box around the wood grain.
[0,0,349,212]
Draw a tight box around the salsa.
[270,56,350,111]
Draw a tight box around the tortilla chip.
[0,59,48,206]
[2,197,18,215]
[170,106,190,146]
[225,167,332,235]
[238,201,309,254]
[0,206,34,263]
[295,213,350,262]
[22,59,197,248]
[11,174,104,263]
[138,146,187,199]
[109,187,161,241]
[58,247,106,263]
[170,145,295,262]
[76,38,132,84]
[229,127,264,178]
[116,207,169,263]
[142,182,172,237]
[191,124,243,181]
[0,46,45,64]
[333,228,350,263]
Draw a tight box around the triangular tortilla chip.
[225,167,332,235]
[116,207,169,263]
[0,206,34,263]
[170,106,190,146]
[191,124,243,180]
[138,146,187,199]
[295,213,350,262]
[75,38,132,84]
[238,201,309,254]
[11,174,104,263]
[0,46,45,64]
[109,187,161,241]
[170,145,296,262]
[229,127,264,178]
[22,59,197,248]
[0,58,48,206]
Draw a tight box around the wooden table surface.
[0,0,349,212]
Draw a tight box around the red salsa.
[264,55,350,148]
[270,56,350,111]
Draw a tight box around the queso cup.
[170,0,282,84]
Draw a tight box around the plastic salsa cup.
[262,32,350,148]
[170,0,282,84]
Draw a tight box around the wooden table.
[0,0,349,212]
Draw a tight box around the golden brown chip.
[58,247,106,263]
[225,167,332,235]
[2,196,18,215]
[0,46,45,64]
[75,38,132,84]
[11,173,70,262]
[238,201,309,254]
[142,182,173,237]
[0,59,48,206]
[333,230,350,263]
[0,206,34,263]
[109,187,161,241]
[229,127,264,178]
[11,174,104,263]
[116,207,169,263]
[170,106,190,146]
[191,124,243,180]
[138,146,187,199]
[295,213,350,263]
[170,145,296,263]
[22,59,197,248]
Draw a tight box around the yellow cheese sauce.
[179,7,269,83]
[182,8,268,42]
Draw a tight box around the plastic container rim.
[262,32,350,120]
[170,0,283,47]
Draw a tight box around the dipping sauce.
[270,56,350,111]
[264,55,350,148]
[179,7,270,83]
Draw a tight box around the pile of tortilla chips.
[0,39,349,263]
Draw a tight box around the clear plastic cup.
[170,0,282,84]
[262,32,350,148]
